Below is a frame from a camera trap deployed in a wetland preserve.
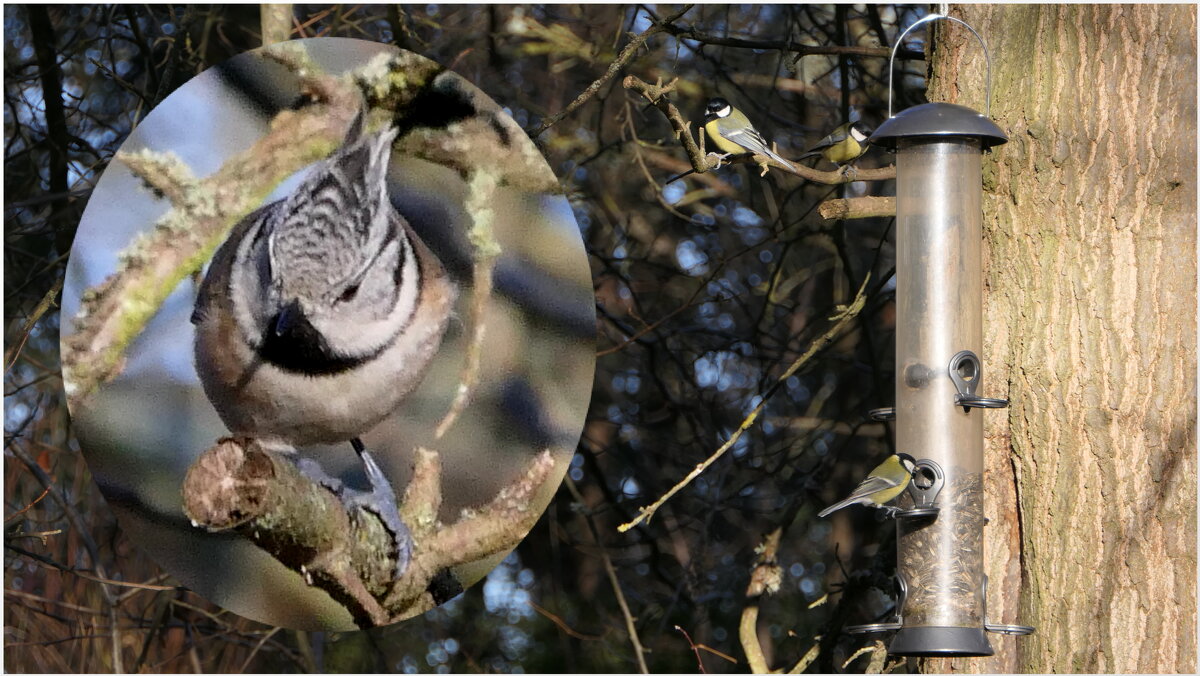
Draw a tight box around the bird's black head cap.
[704,97,732,122]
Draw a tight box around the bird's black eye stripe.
[338,283,360,303]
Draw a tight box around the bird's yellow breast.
[823,138,865,165]
[704,119,748,156]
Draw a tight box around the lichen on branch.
[61,43,361,404]
[62,42,558,404]
[183,439,558,627]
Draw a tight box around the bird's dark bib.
[258,312,366,376]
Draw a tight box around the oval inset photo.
[60,38,594,630]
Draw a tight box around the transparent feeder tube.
[894,139,986,634]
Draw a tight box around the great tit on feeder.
[797,121,871,168]
[818,453,916,518]
[702,97,796,173]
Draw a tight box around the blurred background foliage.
[5,4,930,672]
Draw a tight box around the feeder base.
[888,626,994,657]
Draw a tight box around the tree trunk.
[927,5,1197,672]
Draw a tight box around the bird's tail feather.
[818,497,859,518]
[763,150,796,172]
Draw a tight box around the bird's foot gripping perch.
[705,151,733,169]
[293,440,412,582]
[348,437,412,581]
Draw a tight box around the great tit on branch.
[818,453,916,518]
[666,97,796,185]
[797,121,871,168]
[702,97,796,172]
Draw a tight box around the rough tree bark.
[928,5,1196,672]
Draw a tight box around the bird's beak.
[702,112,717,124]
[273,298,304,337]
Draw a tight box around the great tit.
[702,97,796,172]
[818,453,916,518]
[797,121,871,168]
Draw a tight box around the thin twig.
[237,627,280,673]
[531,5,695,136]
[4,486,52,522]
[654,20,925,61]
[602,536,649,674]
[788,641,822,674]
[676,625,709,673]
[618,273,872,532]
[622,75,710,171]
[740,528,783,674]
[4,276,63,375]
[565,478,649,673]
[435,171,500,439]
[529,600,607,640]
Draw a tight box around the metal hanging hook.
[887,13,994,118]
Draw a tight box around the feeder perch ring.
[847,622,902,634]
[948,350,1010,412]
[985,623,1036,636]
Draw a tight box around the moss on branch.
[183,439,558,627]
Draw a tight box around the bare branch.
[182,438,559,627]
[622,75,711,171]
[654,20,925,62]
[623,74,896,184]
[261,4,294,45]
[530,5,695,136]
[740,528,783,674]
[565,477,649,673]
[819,195,897,220]
[4,275,63,375]
[61,48,360,403]
[619,273,872,532]
[182,439,394,626]
[435,171,501,439]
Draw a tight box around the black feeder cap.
[889,626,995,657]
[870,102,1008,149]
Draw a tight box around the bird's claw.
[295,456,345,494]
[706,151,732,169]
[293,451,411,581]
[347,447,412,581]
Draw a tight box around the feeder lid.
[870,102,1007,149]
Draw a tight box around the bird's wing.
[191,201,278,325]
[721,127,796,171]
[840,473,902,502]
[817,473,903,517]
[801,126,851,155]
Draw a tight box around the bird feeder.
[849,14,1032,656]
